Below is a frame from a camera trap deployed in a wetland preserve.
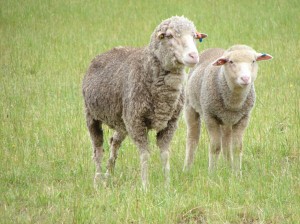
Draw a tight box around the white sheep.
[82,16,207,189]
[183,45,272,173]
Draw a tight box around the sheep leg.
[138,140,150,191]
[105,131,126,178]
[140,148,150,191]
[205,117,222,172]
[128,123,150,190]
[156,117,178,187]
[232,117,248,175]
[232,131,243,176]
[183,105,201,171]
[86,116,104,187]
[221,125,233,168]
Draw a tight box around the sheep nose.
[187,52,199,65]
[188,52,199,60]
[184,51,199,67]
[241,76,250,84]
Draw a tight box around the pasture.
[1,0,299,223]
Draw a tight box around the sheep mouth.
[175,58,197,68]
[181,55,199,67]
[174,58,184,67]
[238,82,251,88]
[184,61,198,68]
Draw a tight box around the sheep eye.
[252,60,256,63]
[229,60,234,64]
[166,34,173,39]
[158,33,165,39]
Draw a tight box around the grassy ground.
[1,0,299,223]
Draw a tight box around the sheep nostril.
[241,76,250,83]
[189,52,198,59]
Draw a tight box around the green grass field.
[1,0,299,223]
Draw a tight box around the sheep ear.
[212,58,228,66]
[200,33,208,39]
[256,53,273,61]
[196,32,208,39]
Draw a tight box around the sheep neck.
[218,69,252,111]
[143,49,184,131]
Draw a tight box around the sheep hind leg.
[105,131,126,178]
[183,105,201,171]
[86,117,104,187]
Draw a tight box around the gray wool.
[82,16,197,134]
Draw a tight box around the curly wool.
[82,16,199,188]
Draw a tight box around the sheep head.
[150,16,207,71]
[212,45,273,88]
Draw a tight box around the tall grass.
[1,0,299,223]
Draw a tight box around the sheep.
[183,45,272,174]
[82,16,207,189]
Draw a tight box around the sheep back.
[82,46,147,131]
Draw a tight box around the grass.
[1,0,299,223]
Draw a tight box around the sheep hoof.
[183,164,191,172]
[93,172,102,188]
[141,184,148,193]
[164,180,170,190]
[233,169,243,178]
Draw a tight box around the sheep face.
[150,16,204,71]
[155,29,199,70]
[213,49,272,89]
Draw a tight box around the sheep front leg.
[156,118,178,187]
[232,117,249,175]
[127,123,150,190]
[140,147,150,191]
[183,105,201,171]
[136,137,150,191]
[221,125,233,168]
[205,117,222,172]
[132,136,150,190]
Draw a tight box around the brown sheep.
[82,16,207,189]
